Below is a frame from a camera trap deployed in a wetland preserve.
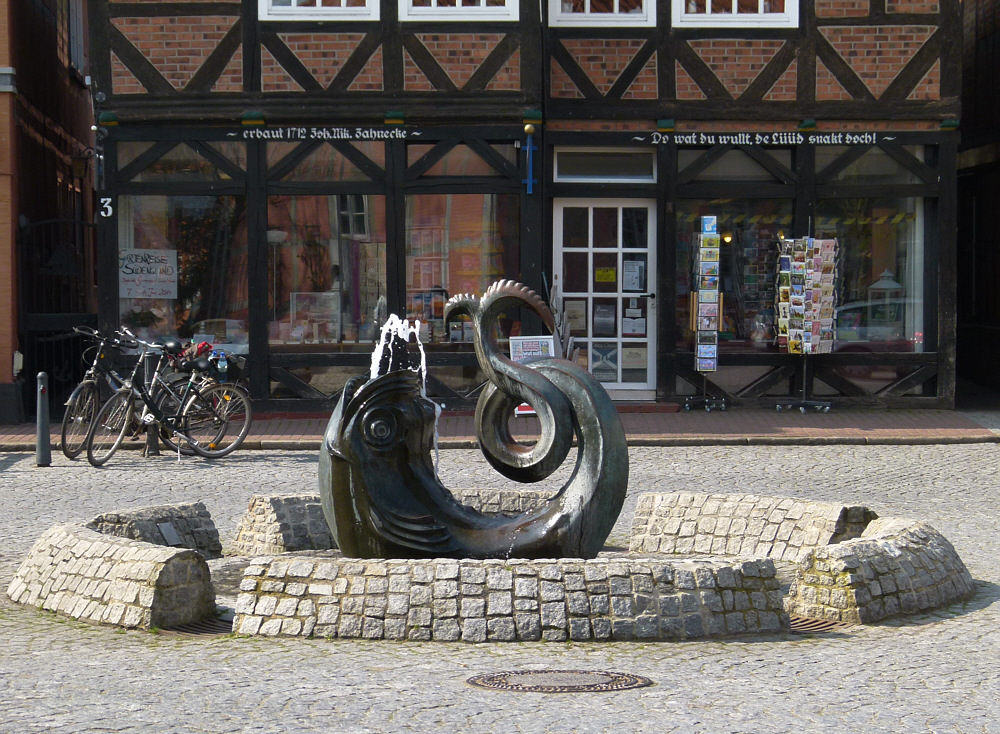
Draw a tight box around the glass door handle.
[637,293,655,299]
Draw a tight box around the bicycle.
[86,329,253,466]
[60,326,132,459]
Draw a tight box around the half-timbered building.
[86,0,961,411]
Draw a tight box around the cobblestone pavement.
[1,446,999,734]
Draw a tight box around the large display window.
[117,195,249,351]
[266,195,388,351]
[676,199,792,352]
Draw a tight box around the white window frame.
[399,0,518,22]
[673,0,798,28]
[554,147,657,184]
[259,0,379,22]
[548,0,655,28]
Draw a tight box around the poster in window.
[290,292,340,343]
[593,302,617,337]
[564,299,587,335]
[622,260,645,292]
[118,249,178,299]
[591,343,619,382]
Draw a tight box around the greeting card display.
[774,238,838,355]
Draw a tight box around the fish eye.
[362,407,398,447]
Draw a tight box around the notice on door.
[119,249,178,299]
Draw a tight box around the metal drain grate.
[160,617,234,637]
[789,616,854,634]
[468,670,654,693]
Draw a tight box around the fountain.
[318,279,629,559]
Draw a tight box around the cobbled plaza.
[1,443,999,733]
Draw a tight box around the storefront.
[97,122,953,409]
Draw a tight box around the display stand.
[686,216,727,413]
[773,236,838,413]
[775,354,831,413]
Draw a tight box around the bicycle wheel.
[183,383,253,458]
[154,385,197,456]
[61,381,100,459]
[86,391,134,467]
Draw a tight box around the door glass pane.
[266,195,387,352]
[621,342,648,382]
[117,195,248,350]
[622,208,649,248]
[592,208,618,248]
[563,251,589,292]
[563,208,589,247]
[592,252,618,292]
[592,298,617,337]
[622,254,647,292]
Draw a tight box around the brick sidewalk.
[3,405,996,451]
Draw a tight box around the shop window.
[271,142,384,183]
[127,144,231,183]
[554,149,656,183]
[407,143,516,177]
[678,148,792,183]
[817,146,927,186]
[399,0,518,21]
[266,195,387,352]
[676,199,793,352]
[405,194,520,345]
[117,196,249,351]
[259,0,379,21]
[815,198,926,354]
[548,0,654,27]
[673,0,798,28]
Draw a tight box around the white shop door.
[553,199,657,398]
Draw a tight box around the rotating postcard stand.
[773,237,838,413]
[685,217,727,413]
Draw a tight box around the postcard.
[778,272,790,287]
[698,316,719,331]
[700,234,721,248]
[779,256,792,271]
[791,262,806,275]
[779,287,790,302]
[700,276,719,290]
[777,318,789,335]
[700,261,719,276]
[790,317,804,330]
[778,302,790,319]
[791,273,805,286]
[697,344,717,359]
[696,357,718,372]
[788,338,803,355]
[699,290,719,303]
[701,216,718,235]
[701,248,720,262]
[697,330,718,345]
[698,302,719,318]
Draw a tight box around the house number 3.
[99,198,113,218]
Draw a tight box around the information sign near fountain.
[318,279,628,560]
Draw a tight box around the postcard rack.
[685,291,727,413]
[775,353,831,413]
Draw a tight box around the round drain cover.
[467,669,654,693]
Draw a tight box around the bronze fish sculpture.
[319,280,628,559]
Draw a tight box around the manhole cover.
[467,670,654,693]
[789,616,854,634]
[161,616,234,637]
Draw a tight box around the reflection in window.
[129,144,229,183]
[816,198,925,353]
[675,0,795,26]
[117,196,249,351]
[266,195,387,350]
[406,194,519,343]
[817,146,925,185]
[676,199,792,351]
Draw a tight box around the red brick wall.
[821,26,936,98]
[561,39,648,95]
[112,15,238,92]
[816,0,870,18]
[689,39,786,98]
[886,0,939,12]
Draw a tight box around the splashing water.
[369,314,444,476]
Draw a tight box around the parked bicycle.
[85,328,253,466]
[60,326,132,459]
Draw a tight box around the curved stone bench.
[87,501,223,559]
[630,492,878,562]
[785,519,975,623]
[230,490,552,557]
[6,524,216,630]
[232,556,789,641]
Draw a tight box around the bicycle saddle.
[178,357,212,373]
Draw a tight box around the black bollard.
[36,372,51,467]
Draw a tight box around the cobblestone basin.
[0,446,998,733]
